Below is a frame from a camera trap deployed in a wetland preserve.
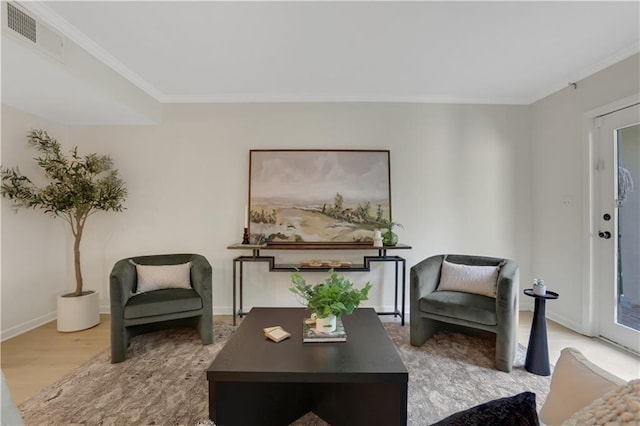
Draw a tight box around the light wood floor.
[1,312,638,406]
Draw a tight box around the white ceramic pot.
[315,314,337,333]
[533,285,547,296]
[57,291,100,332]
[373,229,383,247]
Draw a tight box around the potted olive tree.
[1,130,127,332]
[290,269,372,332]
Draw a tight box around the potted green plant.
[290,269,372,332]
[381,219,404,246]
[1,130,127,332]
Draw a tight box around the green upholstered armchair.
[410,254,519,372]
[110,253,213,363]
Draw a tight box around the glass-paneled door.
[595,103,640,353]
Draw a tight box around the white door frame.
[582,94,640,337]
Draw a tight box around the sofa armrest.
[190,254,212,308]
[1,370,24,426]
[109,259,136,310]
[410,255,444,303]
[495,259,519,320]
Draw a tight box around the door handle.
[598,231,611,239]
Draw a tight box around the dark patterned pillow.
[431,392,539,426]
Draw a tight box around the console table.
[228,243,412,326]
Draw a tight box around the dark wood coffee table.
[207,307,408,426]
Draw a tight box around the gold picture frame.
[248,149,392,244]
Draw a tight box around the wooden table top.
[207,307,408,383]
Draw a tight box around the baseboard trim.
[5,306,402,339]
[546,310,584,335]
[1,305,548,341]
[213,305,409,318]
[1,311,56,342]
[520,299,534,312]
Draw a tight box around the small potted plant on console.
[381,219,403,246]
[290,269,372,333]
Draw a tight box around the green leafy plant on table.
[0,129,127,297]
[290,269,372,319]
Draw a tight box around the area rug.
[19,322,550,425]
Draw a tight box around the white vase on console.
[373,229,383,247]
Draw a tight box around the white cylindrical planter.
[373,229,383,247]
[315,314,337,333]
[57,291,100,332]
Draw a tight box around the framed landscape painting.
[249,149,391,244]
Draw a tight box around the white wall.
[3,55,638,340]
[1,106,71,337]
[531,54,640,332]
[2,23,162,125]
[0,102,532,338]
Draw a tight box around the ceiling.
[2,1,640,125]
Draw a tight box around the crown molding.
[21,1,166,102]
[163,94,532,105]
[528,42,640,104]
[15,1,640,108]
[575,42,640,82]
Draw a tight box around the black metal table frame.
[231,248,407,326]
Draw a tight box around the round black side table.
[524,288,559,376]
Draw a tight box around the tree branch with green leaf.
[1,130,127,296]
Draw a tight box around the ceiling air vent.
[7,2,36,43]
[4,2,64,61]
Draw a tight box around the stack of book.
[303,318,347,343]
[263,325,291,343]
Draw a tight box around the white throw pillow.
[437,259,499,298]
[135,262,192,293]
[539,347,626,425]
